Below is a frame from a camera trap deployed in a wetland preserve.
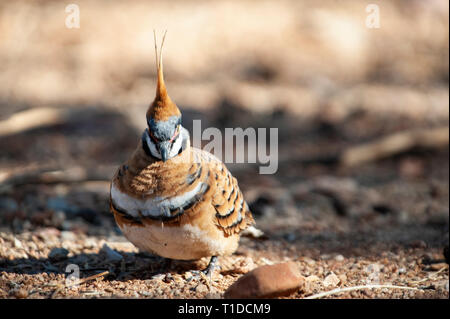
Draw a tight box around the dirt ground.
[0,0,449,299]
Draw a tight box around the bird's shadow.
[0,250,214,282]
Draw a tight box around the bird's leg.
[202,256,218,277]
[189,256,219,282]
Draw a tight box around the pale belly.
[119,221,239,260]
[111,183,240,260]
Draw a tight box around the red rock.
[11,288,28,299]
[224,261,305,298]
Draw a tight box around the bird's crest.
[147,30,181,122]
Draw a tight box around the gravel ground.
[1,147,448,299]
[0,228,448,299]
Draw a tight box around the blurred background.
[0,0,448,298]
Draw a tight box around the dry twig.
[0,166,113,192]
[65,270,110,288]
[47,270,109,298]
[0,107,72,137]
[409,266,448,285]
[340,126,449,167]
[305,284,420,299]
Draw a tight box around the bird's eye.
[169,125,181,144]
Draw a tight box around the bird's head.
[145,31,184,162]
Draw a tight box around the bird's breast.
[118,221,239,260]
[110,181,206,219]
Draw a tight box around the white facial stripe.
[180,127,190,149]
[144,128,184,160]
[145,130,161,159]
[169,132,183,157]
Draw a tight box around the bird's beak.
[158,141,171,162]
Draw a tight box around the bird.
[109,31,255,276]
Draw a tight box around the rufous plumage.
[110,31,255,274]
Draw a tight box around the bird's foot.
[188,256,220,282]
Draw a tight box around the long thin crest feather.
[159,30,167,69]
[153,30,159,72]
[147,30,180,121]
[153,30,168,99]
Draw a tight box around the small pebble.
[304,275,321,293]
[338,274,347,285]
[11,288,28,299]
[320,254,332,260]
[234,257,256,274]
[151,274,165,281]
[305,275,320,282]
[48,247,69,261]
[13,238,23,249]
[366,263,381,274]
[37,227,61,239]
[139,291,153,297]
[323,272,340,287]
[183,271,193,280]
[205,292,221,299]
[260,257,275,265]
[195,284,209,294]
[100,243,123,262]
[61,231,76,241]
[163,273,173,283]
[301,257,316,266]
